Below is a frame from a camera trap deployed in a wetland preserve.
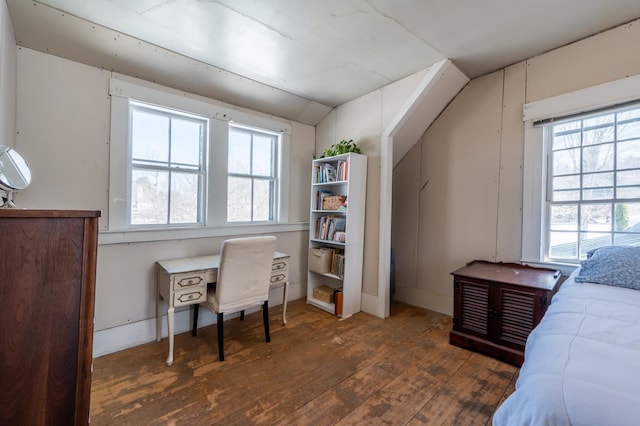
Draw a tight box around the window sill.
[520,260,579,277]
[98,222,309,245]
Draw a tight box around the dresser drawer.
[172,272,206,291]
[173,288,206,307]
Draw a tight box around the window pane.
[582,188,613,200]
[253,179,272,221]
[228,130,251,174]
[617,169,640,186]
[552,130,580,150]
[553,190,580,202]
[227,176,252,222]
[549,232,577,258]
[617,186,640,199]
[553,148,580,175]
[132,110,169,165]
[131,169,168,224]
[582,172,613,188]
[582,113,614,145]
[553,175,579,190]
[582,143,613,173]
[613,233,640,246]
[614,202,640,231]
[550,204,578,231]
[581,203,611,232]
[616,139,640,170]
[252,134,274,177]
[580,232,611,258]
[617,120,640,141]
[170,173,199,223]
[171,118,203,169]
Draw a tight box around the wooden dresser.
[450,260,561,366]
[0,209,100,425]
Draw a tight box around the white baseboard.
[93,282,305,358]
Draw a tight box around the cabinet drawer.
[174,289,206,307]
[172,272,206,291]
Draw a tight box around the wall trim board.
[393,284,453,317]
[93,282,303,357]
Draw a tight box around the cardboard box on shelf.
[313,285,334,304]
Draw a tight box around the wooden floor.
[90,300,518,425]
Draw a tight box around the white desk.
[156,251,290,366]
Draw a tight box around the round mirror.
[0,145,32,208]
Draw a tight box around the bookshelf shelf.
[307,152,367,319]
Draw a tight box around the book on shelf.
[316,189,333,210]
[315,215,347,241]
[330,249,345,278]
[337,160,348,181]
[315,162,344,183]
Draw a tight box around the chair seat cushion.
[203,285,266,314]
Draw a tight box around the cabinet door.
[494,287,536,348]
[455,279,490,337]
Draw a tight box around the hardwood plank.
[90,300,518,425]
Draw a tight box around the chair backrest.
[214,236,277,313]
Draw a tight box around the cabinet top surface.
[0,209,101,218]
[451,260,561,290]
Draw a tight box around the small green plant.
[319,139,361,158]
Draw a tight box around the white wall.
[315,68,430,311]
[393,18,640,316]
[0,0,16,148]
[14,47,315,355]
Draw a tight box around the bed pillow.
[575,246,640,290]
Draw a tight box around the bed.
[493,246,640,426]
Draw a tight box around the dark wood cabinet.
[0,209,100,425]
[450,260,561,366]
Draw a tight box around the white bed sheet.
[493,271,640,426]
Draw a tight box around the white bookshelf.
[307,152,367,318]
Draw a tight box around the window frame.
[128,101,209,228]
[226,123,280,224]
[107,77,291,239]
[522,74,640,268]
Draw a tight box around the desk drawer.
[272,259,288,273]
[173,288,206,307]
[270,272,287,285]
[172,272,206,291]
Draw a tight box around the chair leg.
[217,312,224,361]
[240,310,245,321]
[262,301,270,343]
[191,304,199,337]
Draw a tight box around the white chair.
[192,236,277,361]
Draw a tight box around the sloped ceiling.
[7,0,640,125]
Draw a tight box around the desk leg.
[282,281,289,325]
[166,306,175,366]
[156,296,163,343]
[156,268,162,342]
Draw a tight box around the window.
[129,102,207,226]
[545,104,640,261]
[108,78,291,236]
[522,76,640,267]
[227,124,279,222]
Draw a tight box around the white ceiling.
[7,0,640,125]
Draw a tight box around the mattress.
[493,270,640,425]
